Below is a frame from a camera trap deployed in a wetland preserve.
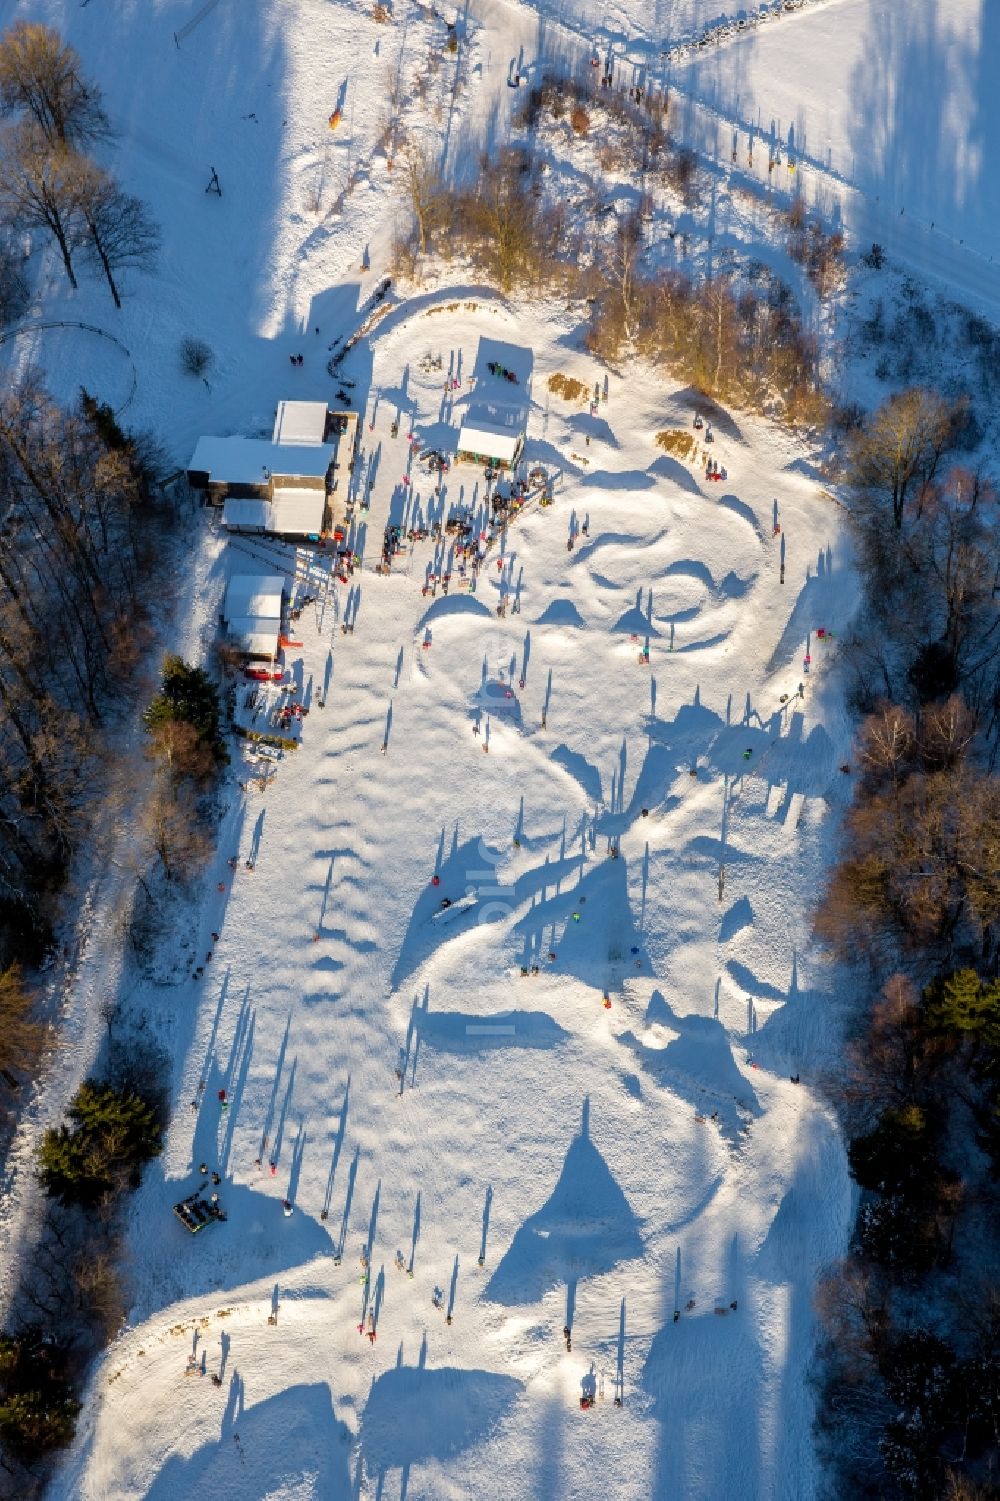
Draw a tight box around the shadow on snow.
[484,1099,643,1305]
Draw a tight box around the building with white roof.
[222,573,285,659]
[186,401,357,539]
[455,417,524,469]
[272,400,328,446]
[189,436,333,489]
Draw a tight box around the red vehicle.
[244,666,284,683]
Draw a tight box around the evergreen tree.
[849,1104,933,1195]
[39,1080,161,1206]
[144,654,226,769]
[79,387,128,451]
[0,1387,79,1456]
[923,969,1000,1048]
[0,1330,79,1459]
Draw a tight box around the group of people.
[333,545,358,584]
[275,700,305,732]
[380,523,405,570]
[173,1183,227,1233]
[364,403,552,608]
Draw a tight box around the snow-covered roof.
[188,436,334,485]
[223,497,270,531]
[227,613,281,644]
[272,400,329,446]
[270,487,326,535]
[228,623,281,658]
[222,491,326,537]
[456,419,523,465]
[224,574,284,621]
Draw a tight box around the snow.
[474,678,521,717]
[272,401,330,447]
[187,437,334,487]
[269,486,328,536]
[221,497,271,531]
[4,0,991,1494]
[45,292,858,1501]
[668,0,997,266]
[223,575,285,622]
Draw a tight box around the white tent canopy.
[456,418,523,467]
[227,620,281,658]
[223,574,284,659]
[270,487,326,535]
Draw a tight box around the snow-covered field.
[665,0,1000,312]
[52,300,857,1501]
[2,0,994,1495]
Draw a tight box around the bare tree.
[920,695,978,773]
[400,135,440,258]
[0,236,28,328]
[146,718,216,781]
[380,62,403,162]
[847,388,964,531]
[72,1243,126,1343]
[471,149,539,293]
[817,763,1000,963]
[665,145,697,203]
[0,21,109,148]
[838,973,950,1119]
[0,122,84,287]
[858,703,916,792]
[0,964,43,1091]
[814,1258,890,1375]
[683,275,741,398]
[141,783,211,884]
[72,160,158,308]
[915,469,1000,692]
[609,210,643,345]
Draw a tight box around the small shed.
[456,417,524,471]
[223,573,285,659]
[272,400,329,446]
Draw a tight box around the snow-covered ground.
[2,0,995,1495]
[664,0,1000,311]
[50,297,857,1500]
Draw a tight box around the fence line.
[0,319,138,414]
[174,0,223,47]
